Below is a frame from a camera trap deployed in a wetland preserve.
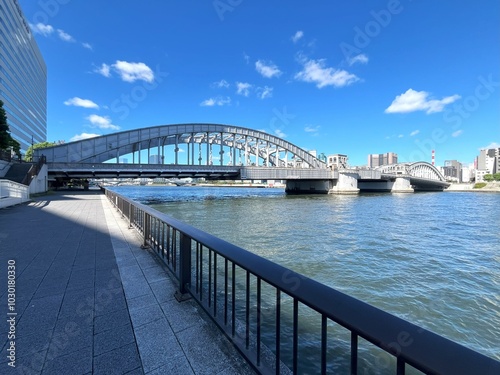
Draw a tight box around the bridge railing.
[105,188,499,375]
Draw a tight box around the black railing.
[105,188,500,375]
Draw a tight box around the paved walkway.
[0,191,255,375]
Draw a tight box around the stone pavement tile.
[176,321,255,375]
[159,299,205,334]
[53,312,93,338]
[7,328,53,360]
[42,345,92,375]
[59,287,95,318]
[17,294,64,334]
[94,308,131,334]
[145,359,195,375]
[93,321,135,356]
[148,279,177,304]
[134,318,185,373]
[94,287,128,317]
[129,303,164,329]
[142,262,170,284]
[124,367,145,375]
[1,349,47,375]
[93,342,142,375]
[47,327,93,359]
[127,292,158,312]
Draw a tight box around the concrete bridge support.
[357,177,414,193]
[285,179,333,194]
[391,177,414,193]
[328,172,360,195]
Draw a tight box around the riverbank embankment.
[446,182,500,192]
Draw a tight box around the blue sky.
[19,0,500,166]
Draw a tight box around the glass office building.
[0,0,47,153]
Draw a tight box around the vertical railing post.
[141,212,150,248]
[175,233,192,301]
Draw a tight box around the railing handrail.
[105,188,500,374]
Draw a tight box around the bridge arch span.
[377,162,446,182]
[36,123,325,169]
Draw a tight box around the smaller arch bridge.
[377,162,447,182]
[373,162,450,191]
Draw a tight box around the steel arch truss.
[377,162,446,182]
[35,123,325,169]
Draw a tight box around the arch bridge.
[35,123,449,193]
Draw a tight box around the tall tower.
[0,0,47,153]
[432,150,435,166]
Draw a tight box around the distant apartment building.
[443,160,462,182]
[327,154,348,169]
[0,0,47,153]
[367,152,398,168]
[475,148,500,181]
[149,154,160,164]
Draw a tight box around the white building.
[475,148,499,181]
[0,0,47,153]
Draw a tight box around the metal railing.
[105,188,500,375]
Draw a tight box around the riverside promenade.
[0,190,254,374]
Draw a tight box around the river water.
[112,186,500,372]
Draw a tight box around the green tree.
[25,141,58,162]
[0,99,12,150]
[493,173,500,181]
[483,174,494,182]
[0,100,21,159]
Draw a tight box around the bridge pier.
[328,172,360,195]
[391,177,414,193]
[285,179,332,194]
[357,177,414,193]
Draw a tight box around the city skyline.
[17,0,500,166]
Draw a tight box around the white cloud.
[452,130,463,137]
[30,23,54,36]
[64,97,99,109]
[112,61,154,83]
[385,89,461,114]
[257,86,273,99]
[200,96,231,107]
[212,79,230,88]
[236,82,252,97]
[410,130,420,136]
[480,142,500,150]
[291,30,304,43]
[348,54,369,65]
[82,42,92,50]
[305,125,320,133]
[295,58,359,88]
[86,114,120,130]
[274,129,286,138]
[255,60,282,78]
[70,133,100,142]
[57,29,75,42]
[95,63,111,77]
[398,134,404,138]
[243,52,250,64]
